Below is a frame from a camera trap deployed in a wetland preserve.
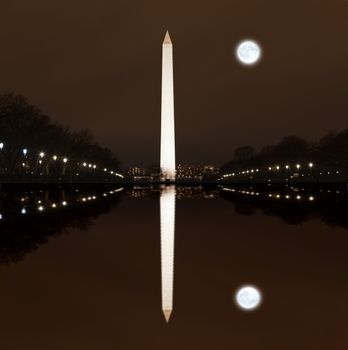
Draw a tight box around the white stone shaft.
[160,31,176,181]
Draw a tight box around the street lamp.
[296,164,301,169]
[53,155,57,160]
[0,142,4,150]
[39,152,45,158]
[309,163,313,168]
[63,158,68,163]
[22,148,28,156]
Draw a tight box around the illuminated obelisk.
[160,186,176,322]
[160,31,176,182]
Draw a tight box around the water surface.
[0,185,347,349]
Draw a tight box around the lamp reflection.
[160,185,176,323]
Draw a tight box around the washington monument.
[160,31,176,182]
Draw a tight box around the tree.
[234,146,256,162]
[0,92,121,178]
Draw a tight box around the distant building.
[127,167,146,176]
[175,164,219,183]
[127,167,153,183]
[127,165,220,183]
[202,165,220,183]
[176,164,203,182]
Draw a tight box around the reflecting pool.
[0,184,347,349]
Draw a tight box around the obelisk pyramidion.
[160,31,176,182]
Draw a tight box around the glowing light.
[39,152,45,158]
[22,148,28,156]
[160,185,176,322]
[62,201,67,206]
[235,285,262,311]
[236,40,262,65]
[52,203,57,208]
[309,163,313,168]
[21,208,26,214]
[285,165,289,169]
[53,155,57,160]
[309,196,314,201]
[93,164,96,169]
[0,142,4,150]
[296,164,301,169]
[63,158,68,163]
[83,162,87,167]
[38,206,44,211]
[160,31,176,182]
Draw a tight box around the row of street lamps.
[0,142,124,178]
[222,163,315,179]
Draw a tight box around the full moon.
[236,40,261,65]
[235,285,262,310]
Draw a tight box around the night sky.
[0,0,347,167]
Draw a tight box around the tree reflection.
[0,186,122,264]
[221,184,348,230]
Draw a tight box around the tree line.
[0,92,121,179]
[221,130,348,173]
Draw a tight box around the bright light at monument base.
[236,40,262,65]
[235,285,262,311]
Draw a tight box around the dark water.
[0,185,348,349]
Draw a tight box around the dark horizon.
[0,1,347,167]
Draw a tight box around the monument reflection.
[160,185,176,322]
